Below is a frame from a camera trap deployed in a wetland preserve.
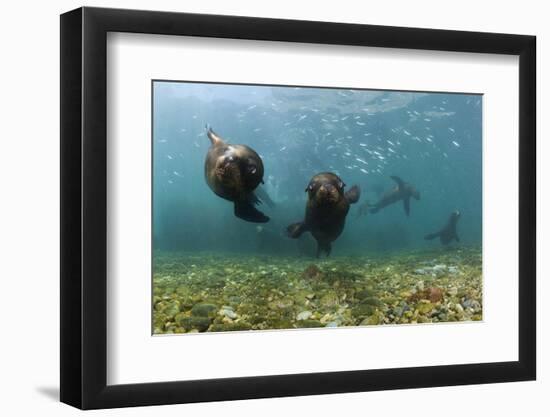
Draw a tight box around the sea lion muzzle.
[316,184,339,204]
[222,155,236,168]
[215,159,241,184]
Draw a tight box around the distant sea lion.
[356,182,385,218]
[361,175,420,216]
[286,173,360,257]
[425,210,461,245]
[204,126,270,223]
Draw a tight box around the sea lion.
[360,175,420,216]
[204,126,270,223]
[424,210,461,245]
[286,172,360,257]
[356,182,385,218]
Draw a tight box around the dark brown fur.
[425,210,461,245]
[287,172,360,257]
[204,127,269,223]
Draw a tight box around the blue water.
[152,81,482,256]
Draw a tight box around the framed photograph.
[60,6,536,409]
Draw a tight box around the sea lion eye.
[248,165,257,175]
[338,181,345,189]
[305,183,314,192]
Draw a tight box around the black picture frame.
[60,6,536,410]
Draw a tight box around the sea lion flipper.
[357,201,370,217]
[234,201,269,223]
[344,185,361,204]
[246,192,261,206]
[286,222,308,239]
[316,241,332,258]
[403,197,411,216]
[390,175,406,190]
[255,186,276,208]
[206,127,225,146]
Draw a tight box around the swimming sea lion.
[361,175,420,216]
[424,210,461,245]
[286,172,360,257]
[204,126,270,223]
[355,182,385,218]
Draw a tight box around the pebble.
[320,313,332,324]
[416,301,435,314]
[220,307,237,319]
[363,313,382,325]
[297,310,313,321]
[448,266,459,274]
[191,303,217,318]
[427,287,444,303]
[462,299,481,311]
[416,265,445,274]
[296,319,322,328]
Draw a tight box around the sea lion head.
[306,172,345,206]
[206,127,264,195]
[212,148,264,190]
[452,210,461,220]
[233,145,264,190]
[213,152,243,190]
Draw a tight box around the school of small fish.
[155,87,480,187]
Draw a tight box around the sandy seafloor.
[152,246,482,334]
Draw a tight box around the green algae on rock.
[191,303,218,318]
